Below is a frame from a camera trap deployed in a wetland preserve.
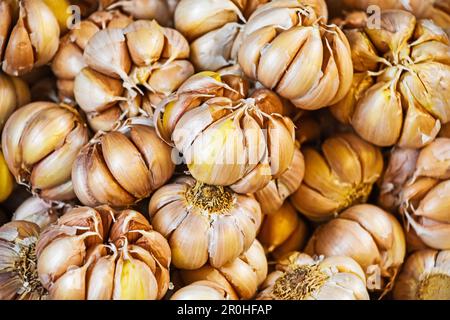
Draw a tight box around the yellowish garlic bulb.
[37,206,171,300]
[0,149,14,203]
[305,204,406,292]
[149,176,262,270]
[72,118,174,208]
[12,197,64,229]
[171,280,230,300]
[1,102,89,201]
[290,133,383,221]
[0,0,60,76]
[331,10,450,148]
[0,221,46,300]
[0,73,30,131]
[393,249,450,300]
[258,202,309,259]
[258,252,369,300]
[177,239,267,299]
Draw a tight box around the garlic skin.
[0,73,30,131]
[331,10,450,148]
[12,197,63,229]
[0,150,14,203]
[290,133,383,221]
[258,202,309,260]
[171,280,230,300]
[37,206,171,300]
[258,252,369,300]
[149,176,262,270]
[0,221,47,300]
[155,72,296,193]
[1,0,60,76]
[393,249,450,300]
[1,102,89,201]
[305,204,406,292]
[238,0,354,111]
[177,239,267,299]
[72,118,174,208]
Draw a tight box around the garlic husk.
[0,73,30,131]
[393,249,450,300]
[12,197,63,229]
[171,280,230,300]
[258,252,369,300]
[305,204,406,292]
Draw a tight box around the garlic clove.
[344,29,381,72]
[49,265,89,300]
[240,240,268,286]
[148,183,186,216]
[161,27,191,62]
[219,257,258,299]
[414,137,450,180]
[135,229,171,269]
[272,220,308,260]
[146,60,194,96]
[86,255,116,300]
[290,184,340,221]
[266,115,295,178]
[411,40,450,65]
[230,162,272,195]
[151,200,189,237]
[416,180,450,223]
[87,106,122,132]
[0,1,12,61]
[171,281,229,300]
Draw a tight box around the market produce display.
[0,0,449,301]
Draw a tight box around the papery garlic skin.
[290,133,383,221]
[258,252,369,300]
[72,119,174,208]
[149,177,263,270]
[393,249,450,300]
[305,204,406,292]
[36,206,171,300]
[0,73,30,131]
[12,197,63,229]
[331,10,450,148]
[171,280,230,300]
[1,102,89,201]
[0,221,47,300]
[177,239,267,299]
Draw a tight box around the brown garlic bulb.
[258,202,309,259]
[238,0,354,111]
[0,73,30,131]
[174,0,268,71]
[155,72,296,194]
[330,10,450,148]
[393,249,450,300]
[37,206,171,300]
[1,102,89,201]
[177,239,267,299]
[305,204,406,292]
[0,221,46,300]
[0,0,60,76]
[72,118,174,208]
[171,280,230,300]
[148,176,263,270]
[290,133,383,221]
[258,252,369,300]
[12,197,65,229]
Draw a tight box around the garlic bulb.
[52,10,133,101]
[74,19,194,131]
[258,252,369,300]
[0,150,14,203]
[290,133,383,221]
[1,102,89,201]
[258,202,309,259]
[331,10,450,148]
[0,221,47,300]
[0,73,30,131]
[171,280,230,300]
[12,197,63,229]
[37,206,171,300]
[155,72,296,193]
[305,204,406,292]
[393,249,450,300]
[72,118,174,208]
[0,0,60,76]
[149,176,262,270]
[177,239,267,299]
[238,0,354,110]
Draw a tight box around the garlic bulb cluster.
[0,149,14,202]
[149,176,262,270]
[74,19,194,131]
[72,118,174,208]
[171,280,230,300]
[0,221,46,300]
[12,197,63,229]
[290,133,383,221]
[1,102,89,201]
[0,73,30,131]
[155,72,296,193]
[37,206,171,300]
[305,204,406,291]
[238,0,354,110]
[258,252,369,300]
[393,249,450,300]
[331,10,450,148]
[0,0,60,76]
[379,138,450,250]
[174,0,268,71]
[176,240,267,299]
[258,202,309,259]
